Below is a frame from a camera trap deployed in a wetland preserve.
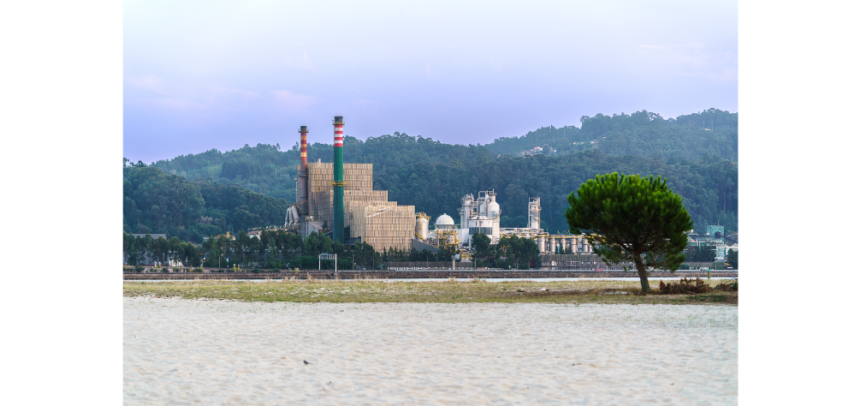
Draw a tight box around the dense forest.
[483,109,737,161]
[150,133,492,203]
[376,150,737,235]
[123,160,289,242]
[134,108,738,240]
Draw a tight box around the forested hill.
[374,151,736,236]
[139,108,738,238]
[150,133,492,202]
[483,109,737,161]
[123,163,289,242]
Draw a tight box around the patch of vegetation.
[123,279,738,306]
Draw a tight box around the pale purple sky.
[124,0,737,163]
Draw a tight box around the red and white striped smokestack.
[333,116,345,243]
[333,121,343,147]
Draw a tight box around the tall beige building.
[301,162,414,251]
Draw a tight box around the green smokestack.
[333,116,345,243]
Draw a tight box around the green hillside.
[138,108,738,237]
[123,162,290,242]
[483,109,737,161]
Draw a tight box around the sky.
[124,0,737,163]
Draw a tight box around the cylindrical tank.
[549,237,557,254]
[415,213,430,240]
[529,197,541,229]
[460,195,473,230]
[487,201,500,219]
[537,236,546,253]
[487,200,501,241]
[468,216,493,236]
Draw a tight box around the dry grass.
[123,278,738,306]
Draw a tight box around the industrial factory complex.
[283,116,596,262]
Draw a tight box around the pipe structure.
[332,116,345,243]
[298,126,309,215]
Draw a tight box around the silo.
[528,197,541,229]
[460,194,474,230]
[415,213,430,240]
[332,116,345,243]
[487,199,501,242]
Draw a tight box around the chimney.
[298,125,309,215]
[332,116,345,243]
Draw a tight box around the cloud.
[270,90,321,112]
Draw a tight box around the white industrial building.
[413,190,594,258]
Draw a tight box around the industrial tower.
[332,116,345,243]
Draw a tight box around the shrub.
[658,277,711,294]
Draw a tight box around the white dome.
[435,214,455,227]
[487,202,500,217]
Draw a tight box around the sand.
[124,297,737,405]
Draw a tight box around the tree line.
[123,232,202,268]
[123,229,549,271]
[123,230,375,270]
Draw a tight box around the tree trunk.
[633,255,650,293]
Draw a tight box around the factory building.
[286,117,415,252]
[283,115,591,257]
[411,191,594,259]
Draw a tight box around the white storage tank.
[487,200,501,241]
[415,213,430,240]
[435,213,455,229]
[459,194,473,230]
[528,197,541,229]
[468,216,494,236]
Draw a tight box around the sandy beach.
[124,297,737,405]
